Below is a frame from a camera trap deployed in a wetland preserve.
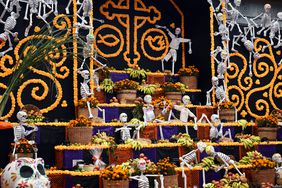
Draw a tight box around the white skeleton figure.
[224,0,248,34]
[40,0,58,19]
[262,12,282,52]
[242,36,260,76]
[205,145,244,176]
[170,95,197,134]
[272,153,282,168]
[24,0,52,37]
[0,0,21,20]
[206,76,227,106]
[211,46,230,78]
[130,158,164,188]
[157,26,192,75]
[142,95,155,125]
[0,11,18,57]
[13,111,38,159]
[115,113,132,142]
[214,13,230,46]
[250,4,272,36]
[179,142,206,188]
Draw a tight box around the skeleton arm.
[129,176,147,183]
[145,174,164,188]
[23,124,38,136]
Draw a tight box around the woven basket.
[257,127,277,141]
[147,73,165,84]
[77,107,98,118]
[165,92,182,104]
[219,109,235,122]
[67,126,93,145]
[180,76,197,89]
[157,175,178,188]
[117,90,137,104]
[49,174,65,188]
[250,169,275,185]
[103,179,129,188]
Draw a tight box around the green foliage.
[125,68,147,80]
[100,78,114,93]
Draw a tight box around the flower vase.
[165,91,182,104]
[180,75,198,89]
[103,179,129,188]
[257,127,277,141]
[117,90,137,104]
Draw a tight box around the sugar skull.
[1,158,50,188]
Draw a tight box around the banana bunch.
[125,68,147,79]
[198,156,215,171]
[203,183,215,188]
[128,118,145,129]
[238,119,248,130]
[139,84,158,95]
[207,173,249,188]
[238,151,263,165]
[125,139,143,150]
[100,78,114,93]
[177,138,194,147]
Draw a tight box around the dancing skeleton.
[156,25,192,75]
[210,46,230,78]
[0,11,18,57]
[0,0,21,20]
[206,76,227,106]
[214,13,230,46]
[169,95,198,135]
[130,158,164,188]
[77,68,105,120]
[142,95,155,125]
[12,111,38,159]
[205,145,244,176]
[250,4,272,36]
[179,142,206,188]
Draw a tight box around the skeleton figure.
[170,95,197,134]
[65,0,82,14]
[214,13,230,45]
[0,11,18,57]
[157,26,192,75]
[272,153,282,168]
[211,46,230,78]
[40,0,58,19]
[205,145,244,176]
[142,95,155,125]
[225,0,248,34]
[13,111,38,158]
[262,12,282,52]
[206,76,227,106]
[250,4,272,36]
[115,113,132,142]
[179,142,206,188]
[24,0,52,36]
[0,0,21,20]
[130,158,164,188]
[1,158,50,188]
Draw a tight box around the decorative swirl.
[52,14,72,42]
[0,55,15,77]
[227,85,244,111]
[0,83,16,120]
[253,58,271,78]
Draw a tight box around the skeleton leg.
[202,169,206,188]
[161,59,165,72]
[97,106,105,122]
[37,14,52,34]
[257,27,266,35]
[231,34,242,52]
[172,60,175,75]
[248,52,253,77]
[86,101,93,119]
[65,0,72,14]
[188,41,192,54]
[24,3,29,20]
[0,35,13,57]
[80,58,86,69]
[180,162,187,188]
[25,13,33,37]
[229,160,244,176]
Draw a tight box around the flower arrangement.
[251,158,275,169]
[156,157,177,176]
[238,151,264,165]
[177,66,199,76]
[69,116,92,127]
[125,67,147,79]
[151,96,173,110]
[91,132,116,147]
[100,165,129,180]
[256,114,278,128]
[139,83,158,95]
[114,79,139,91]
[161,82,187,93]
[22,104,44,123]
[10,138,35,153]
[78,96,98,108]
[218,101,234,109]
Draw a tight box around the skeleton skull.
[175,27,181,35]
[144,95,152,104]
[220,49,229,60]
[17,111,27,123]
[119,113,128,123]
[1,158,50,188]
[277,12,282,20]
[212,76,219,86]
[137,158,147,171]
[81,70,90,80]
[217,13,224,22]
[211,114,221,126]
[272,153,282,163]
[86,34,95,44]
[205,145,215,155]
[182,95,191,105]
[264,4,271,13]
[234,0,241,7]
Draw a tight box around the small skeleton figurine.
[12,111,38,159]
[262,12,282,52]
[156,25,192,75]
[130,157,164,188]
[250,4,272,36]
[0,11,18,57]
[214,13,230,45]
[205,145,244,176]
[115,113,132,142]
[197,114,233,142]
[24,0,52,36]
[179,142,207,188]
[224,0,248,34]
[142,95,155,125]
[206,76,227,106]
[170,95,197,134]
[0,0,21,20]
[211,46,230,78]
